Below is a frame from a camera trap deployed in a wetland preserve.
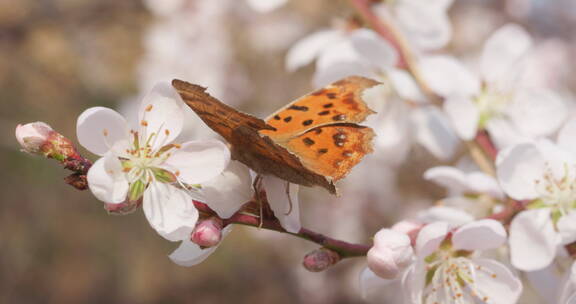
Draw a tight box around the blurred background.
[2,0,576,303]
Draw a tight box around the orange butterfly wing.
[260,76,379,182]
[172,76,380,194]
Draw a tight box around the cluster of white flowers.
[16,1,576,303]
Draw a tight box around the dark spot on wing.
[302,137,315,146]
[333,132,347,147]
[332,114,346,121]
[318,110,330,116]
[318,148,328,154]
[289,105,309,111]
[314,129,322,134]
[284,116,292,122]
[273,115,281,120]
[302,119,313,126]
[323,103,334,109]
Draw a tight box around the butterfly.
[172,76,380,195]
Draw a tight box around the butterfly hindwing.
[283,124,375,181]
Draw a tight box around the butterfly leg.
[284,182,293,215]
[252,174,265,228]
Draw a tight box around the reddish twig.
[193,201,370,258]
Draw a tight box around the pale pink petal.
[472,258,523,304]
[558,119,576,154]
[369,229,414,279]
[485,117,528,149]
[558,211,576,245]
[169,226,232,266]
[138,82,184,149]
[262,176,301,233]
[285,29,343,72]
[411,106,459,160]
[415,221,449,257]
[508,89,566,138]
[77,107,129,156]
[200,161,253,219]
[162,140,230,185]
[142,182,198,242]
[496,142,544,200]
[509,208,560,271]
[359,267,402,301]
[444,96,479,140]
[246,0,287,13]
[349,28,398,70]
[480,24,533,86]
[419,55,480,97]
[87,154,129,204]
[315,39,362,72]
[453,219,507,251]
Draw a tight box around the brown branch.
[193,201,370,258]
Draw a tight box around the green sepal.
[129,180,146,201]
[151,167,177,183]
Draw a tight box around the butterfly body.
[172,76,380,195]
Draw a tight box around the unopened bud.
[391,220,423,245]
[16,121,78,162]
[367,229,414,279]
[15,122,53,154]
[302,248,340,272]
[191,217,223,248]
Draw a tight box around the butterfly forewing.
[260,76,378,143]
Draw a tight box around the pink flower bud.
[367,229,414,279]
[15,122,53,154]
[302,248,340,272]
[191,218,223,248]
[391,220,423,245]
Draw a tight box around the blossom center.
[533,163,576,216]
[475,89,511,128]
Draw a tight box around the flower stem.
[348,0,442,105]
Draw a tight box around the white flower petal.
[419,55,480,97]
[467,171,505,199]
[142,183,198,242]
[558,119,576,155]
[315,39,363,72]
[508,89,566,137]
[262,176,301,233]
[285,29,343,72]
[480,24,533,86]
[312,61,373,88]
[87,154,129,204]
[359,267,399,300]
[415,222,449,257]
[138,82,184,149]
[423,166,468,194]
[169,226,232,267]
[416,206,474,227]
[77,107,129,156]
[395,2,453,50]
[509,208,560,271]
[453,219,507,251]
[496,142,544,200]
[411,106,459,160]
[472,258,523,304]
[349,29,398,70]
[246,0,286,13]
[200,161,253,219]
[558,211,576,245]
[444,96,480,140]
[387,69,426,102]
[162,140,231,185]
[485,117,528,149]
